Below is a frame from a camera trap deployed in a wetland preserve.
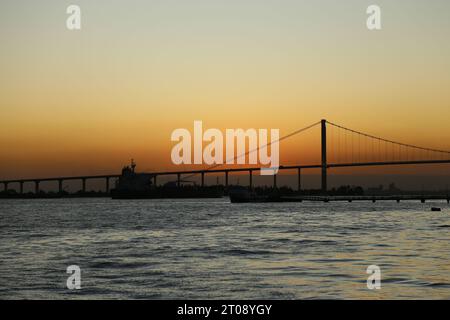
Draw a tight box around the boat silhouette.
[110,161,222,199]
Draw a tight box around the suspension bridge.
[1,119,450,198]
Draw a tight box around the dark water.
[0,198,450,299]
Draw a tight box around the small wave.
[223,248,282,256]
[294,239,339,245]
[371,243,391,247]
[90,261,149,269]
[425,282,450,288]
[264,238,293,243]
[382,277,413,284]
[309,258,359,263]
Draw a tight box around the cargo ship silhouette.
[111,160,222,199]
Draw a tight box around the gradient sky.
[1,0,450,179]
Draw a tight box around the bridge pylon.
[321,119,327,194]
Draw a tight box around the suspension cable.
[327,120,450,155]
[182,120,322,180]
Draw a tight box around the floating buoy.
[431,207,441,212]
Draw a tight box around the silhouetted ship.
[111,161,222,199]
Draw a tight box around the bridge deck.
[1,159,450,184]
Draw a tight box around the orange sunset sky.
[1,0,450,180]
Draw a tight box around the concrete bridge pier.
[58,180,63,194]
[35,181,40,194]
[82,178,86,193]
[273,174,277,189]
[225,171,229,188]
[297,168,302,192]
[153,175,157,187]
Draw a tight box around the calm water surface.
[0,198,449,299]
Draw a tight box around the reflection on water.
[0,198,449,299]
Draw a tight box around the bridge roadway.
[1,159,450,194]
